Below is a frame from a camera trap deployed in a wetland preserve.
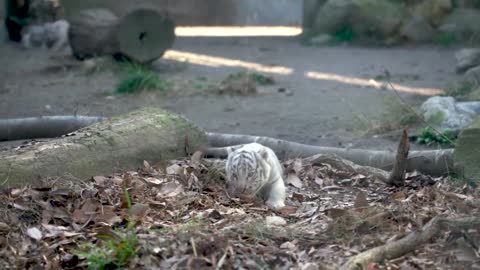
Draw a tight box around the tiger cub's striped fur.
[225,143,286,209]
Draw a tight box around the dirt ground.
[0,32,461,150]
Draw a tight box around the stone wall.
[302,0,480,45]
[62,0,301,26]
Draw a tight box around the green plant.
[115,64,172,94]
[77,230,138,270]
[248,72,275,85]
[448,172,478,188]
[334,25,356,43]
[445,81,476,99]
[75,189,138,269]
[425,110,445,126]
[226,71,275,86]
[433,33,457,47]
[415,127,456,146]
[243,222,268,240]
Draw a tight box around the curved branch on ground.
[341,216,480,270]
[206,132,454,176]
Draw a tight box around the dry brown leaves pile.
[0,154,479,269]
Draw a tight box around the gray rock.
[400,15,436,43]
[464,65,480,85]
[439,8,480,39]
[421,96,478,130]
[312,0,354,34]
[308,33,334,46]
[350,0,404,38]
[455,48,480,74]
[303,0,326,29]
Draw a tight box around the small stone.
[309,33,334,46]
[266,216,287,226]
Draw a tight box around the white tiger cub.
[225,143,286,209]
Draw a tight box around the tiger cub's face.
[226,149,266,196]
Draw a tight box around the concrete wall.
[1,0,5,40]
[63,0,302,26]
[229,0,302,26]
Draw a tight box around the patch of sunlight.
[175,26,302,37]
[305,71,444,96]
[163,50,293,75]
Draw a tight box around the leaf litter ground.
[0,154,479,269]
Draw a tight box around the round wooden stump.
[117,8,175,63]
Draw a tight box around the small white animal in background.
[21,19,70,52]
[225,143,286,209]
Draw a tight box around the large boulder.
[438,8,480,41]
[455,48,480,74]
[466,87,480,101]
[350,0,404,38]
[420,96,478,130]
[411,0,452,26]
[400,15,436,43]
[303,0,326,29]
[312,0,354,34]
[464,65,480,85]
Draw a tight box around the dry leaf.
[390,191,406,201]
[129,203,150,219]
[354,191,369,211]
[287,173,303,188]
[278,206,298,215]
[157,182,184,198]
[325,208,348,219]
[0,222,10,234]
[144,160,151,171]
[314,177,324,187]
[190,151,204,168]
[96,206,121,225]
[93,176,108,185]
[166,164,183,175]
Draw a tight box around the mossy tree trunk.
[0,108,207,187]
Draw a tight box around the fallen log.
[0,119,456,178]
[68,8,120,60]
[68,8,175,63]
[0,108,207,187]
[0,116,105,141]
[206,133,455,176]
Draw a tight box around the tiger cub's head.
[226,148,268,196]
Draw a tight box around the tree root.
[0,116,105,141]
[206,132,454,176]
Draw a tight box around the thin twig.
[190,237,198,257]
